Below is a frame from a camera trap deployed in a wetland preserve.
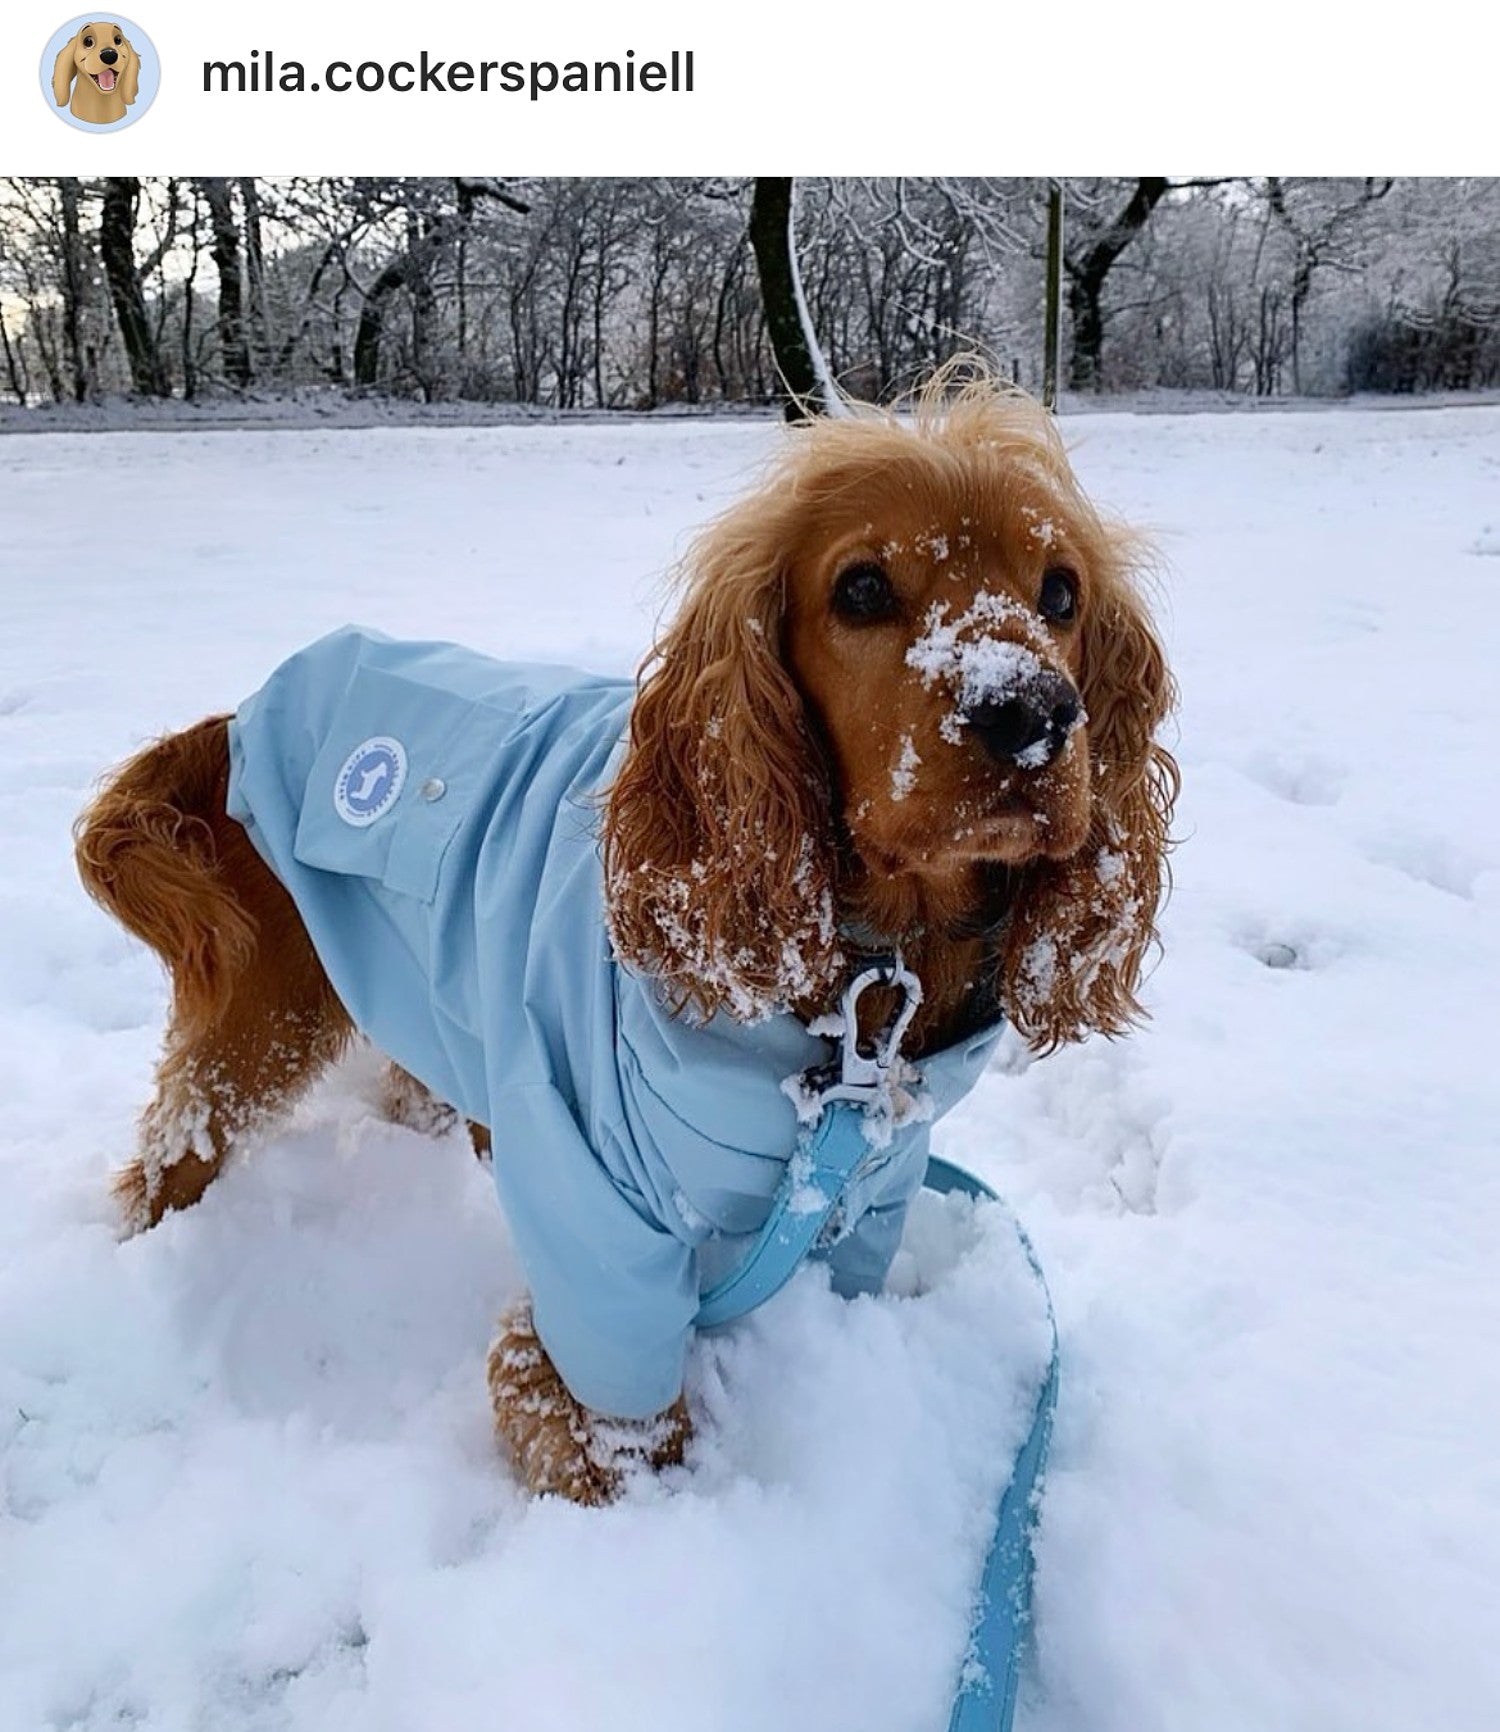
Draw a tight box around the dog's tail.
[75,717,258,1039]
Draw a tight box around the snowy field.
[2,405,1499,1731]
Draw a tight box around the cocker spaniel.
[75,375,1176,1504]
[52,22,140,125]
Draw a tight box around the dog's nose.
[967,673,1081,768]
[99,47,119,63]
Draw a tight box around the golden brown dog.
[75,374,1177,1504]
[53,22,139,124]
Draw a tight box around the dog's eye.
[83,35,94,46]
[832,562,898,623]
[1038,567,1078,624]
[114,33,122,43]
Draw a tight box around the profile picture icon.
[43,15,159,131]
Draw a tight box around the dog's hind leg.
[76,718,353,1231]
[123,950,351,1231]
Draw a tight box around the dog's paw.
[378,1061,460,1138]
[111,1156,155,1236]
[486,1302,690,1505]
[110,1150,222,1236]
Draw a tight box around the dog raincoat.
[227,628,1005,1418]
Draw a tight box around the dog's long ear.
[52,35,80,105]
[603,509,841,1024]
[1001,535,1179,1049]
[120,36,140,105]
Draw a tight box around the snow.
[906,589,1075,761]
[892,732,922,801]
[3,404,1500,1730]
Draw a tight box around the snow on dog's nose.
[905,590,1086,766]
[966,673,1081,768]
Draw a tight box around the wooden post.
[1043,180,1064,411]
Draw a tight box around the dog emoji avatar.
[53,21,139,124]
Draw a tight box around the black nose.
[967,673,1082,768]
[99,47,119,62]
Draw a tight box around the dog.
[52,22,140,124]
[75,376,1177,1504]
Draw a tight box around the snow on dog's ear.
[1001,529,1179,1050]
[603,503,841,1025]
[53,35,80,105]
[120,35,140,105]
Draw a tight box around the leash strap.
[926,1158,1059,1732]
[694,1101,874,1329]
[693,962,1059,1732]
[697,954,921,1330]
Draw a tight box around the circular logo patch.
[333,736,407,828]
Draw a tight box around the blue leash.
[695,961,1059,1732]
[925,1155,1059,1732]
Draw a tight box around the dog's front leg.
[486,1301,690,1505]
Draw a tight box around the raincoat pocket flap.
[291,664,472,904]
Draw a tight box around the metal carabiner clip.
[813,953,924,1108]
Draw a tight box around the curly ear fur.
[607,368,1176,1044]
[1002,536,1179,1049]
[53,36,80,105]
[120,37,140,106]
[602,506,842,1024]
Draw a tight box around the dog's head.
[53,22,140,112]
[604,374,1177,1049]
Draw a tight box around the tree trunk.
[1065,177,1170,391]
[354,179,528,392]
[180,182,202,399]
[0,300,27,403]
[99,177,170,396]
[749,177,823,419]
[354,248,421,388]
[239,176,268,372]
[1289,255,1312,395]
[201,178,251,387]
[58,178,90,402]
[354,211,451,391]
[406,209,441,400]
[1066,276,1106,390]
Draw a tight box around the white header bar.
[5,0,1498,173]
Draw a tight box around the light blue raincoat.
[227,628,1004,1418]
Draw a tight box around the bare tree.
[1267,177,1394,391]
[99,177,171,396]
[1064,178,1171,389]
[57,178,92,402]
[1,175,1495,409]
[179,182,204,398]
[200,178,251,388]
[351,177,529,392]
[239,176,269,373]
[748,177,827,416]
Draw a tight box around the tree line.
[1,176,1496,411]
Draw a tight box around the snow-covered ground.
[2,406,1498,1731]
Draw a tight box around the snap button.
[419,777,447,802]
